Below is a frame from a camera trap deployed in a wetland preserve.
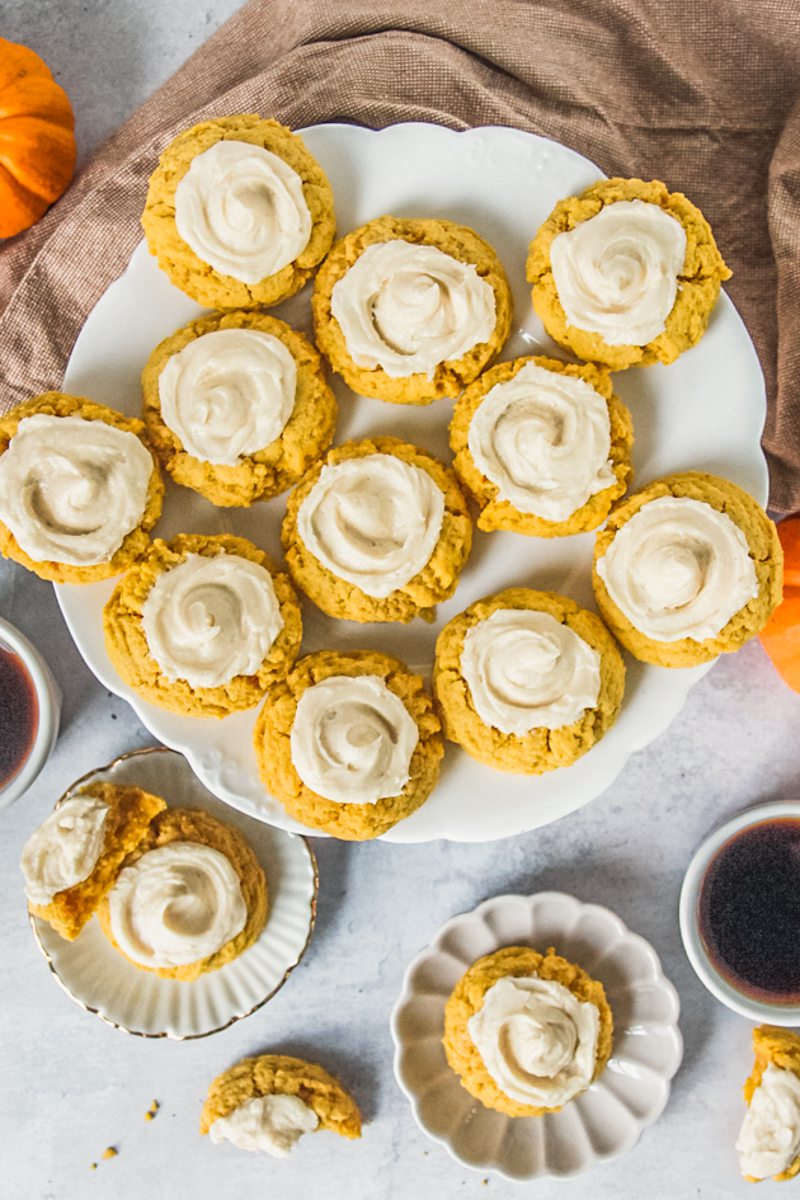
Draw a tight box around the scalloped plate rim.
[390,890,683,1181]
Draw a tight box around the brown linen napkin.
[2,0,800,510]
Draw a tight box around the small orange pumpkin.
[0,38,76,238]
[761,514,800,692]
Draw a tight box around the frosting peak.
[21,796,109,906]
[467,362,615,522]
[158,328,297,465]
[107,841,247,968]
[737,1063,800,1180]
[0,414,152,566]
[141,552,284,689]
[596,495,759,642]
[290,674,419,805]
[330,240,496,378]
[550,200,687,345]
[468,975,599,1108]
[296,453,445,598]
[209,1094,319,1157]
[174,140,312,283]
[461,609,601,734]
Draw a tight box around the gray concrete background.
[2,5,799,1198]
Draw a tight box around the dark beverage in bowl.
[0,643,39,790]
[698,818,800,1004]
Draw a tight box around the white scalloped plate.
[57,122,769,843]
[391,891,683,1181]
[30,747,317,1038]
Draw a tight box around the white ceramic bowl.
[0,616,61,810]
[679,800,800,1025]
[30,747,318,1039]
[391,891,683,1181]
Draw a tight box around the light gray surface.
[2,6,800,1198]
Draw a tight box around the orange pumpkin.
[0,38,76,238]
[761,514,800,692]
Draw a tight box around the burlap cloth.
[2,0,799,510]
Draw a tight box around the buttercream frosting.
[290,674,419,805]
[0,414,152,566]
[549,199,687,346]
[174,140,312,283]
[596,495,758,642]
[461,609,601,734]
[330,239,496,378]
[158,328,296,465]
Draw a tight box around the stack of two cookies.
[22,781,267,980]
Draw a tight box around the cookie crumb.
[144,1099,161,1122]
[102,1147,118,1160]
[90,1163,97,1171]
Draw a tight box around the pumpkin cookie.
[282,436,472,623]
[142,310,337,506]
[526,178,731,370]
[201,1053,361,1157]
[312,215,512,404]
[254,650,443,840]
[433,588,625,774]
[737,1026,800,1182]
[142,114,335,309]
[450,355,633,536]
[592,472,783,667]
[103,533,302,718]
[97,807,268,981]
[443,946,613,1117]
[0,393,163,583]
[21,782,166,941]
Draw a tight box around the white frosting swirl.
[158,328,297,465]
[21,796,108,906]
[596,495,759,643]
[550,200,687,345]
[461,609,601,734]
[141,552,284,689]
[107,841,246,968]
[174,140,312,283]
[330,239,497,378]
[468,975,599,1108]
[0,414,152,566]
[467,362,615,522]
[296,453,445,599]
[209,1094,319,1157]
[737,1064,800,1180]
[290,674,419,805]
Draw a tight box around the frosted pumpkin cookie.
[433,588,625,774]
[21,782,166,941]
[281,437,472,623]
[592,472,783,667]
[201,1053,361,1157]
[312,215,513,404]
[0,393,163,583]
[526,178,731,370]
[737,1026,800,1182]
[142,114,335,309]
[142,310,337,506]
[97,807,268,981]
[103,533,302,718]
[254,650,443,840]
[443,946,613,1117]
[450,355,633,536]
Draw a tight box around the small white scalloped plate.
[391,891,683,1181]
[30,747,317,1039]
